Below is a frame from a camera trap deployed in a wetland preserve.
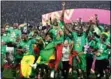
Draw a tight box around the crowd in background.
[1,1,110,26]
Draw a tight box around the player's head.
[76,26,83,36]
[22,34,28,41]
[104,25,109,32]
[1,27,6,34]
[78,30,83,36]
[45,33,52,41]
[63,40,69,47]
[13,23,19,29]
[100,33,107,42]
[52,18,58,27]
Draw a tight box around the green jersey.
[6,26,13,33]
[49,20,64,45]
[6,28,22,43]
[72,32,86,53]
[88,31,93,37]
[58,21,64,30]
[89,40,97,49]
[18,39,36,55]
[14,29,22,38]
[28,31,34,39]
[6,32,16,43]
[102,31,110,42]
[96,40,109,60]
[1,34,8,54]
[93,25,104,35]
[18,40,30,54]
[49,27,64,45]
[28,38,36,55]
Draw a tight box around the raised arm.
[78,18,83,31]
[49,17,53,25]
[86,20,92,36]
[95,14,103,31]
[60,2,65,22]
[65,24,73,34]
[95,14,99,26]
[78,18,82,27]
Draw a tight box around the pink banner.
[42,8,110,26]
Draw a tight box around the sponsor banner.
[42,8,110,26]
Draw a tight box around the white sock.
[91,69,95,73]
[50,70,54,78]
[97,74,100,77]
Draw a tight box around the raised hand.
[62,2,65,6]
[95,14,98,18]
[69,68,72,73]
[95,14,98,20]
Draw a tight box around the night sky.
[1,1,110,26]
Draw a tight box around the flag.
[69,51,78,66]
[20,55,35,78]
[38,42,55,64]
[54,44,63,71]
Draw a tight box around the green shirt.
[18,39,36,55]
[88,31,93,37]
[6,32,16,43]
[28,31,34,39]
[6,28,22,43]
[102,31,110,42]
[6,27,13,33]
[89,40,97,49]
[93,25,104,35]
[14,29,22,38]
[1,34,8,54]
[49,27,64,45]
[58,21,64,30]
[72,32,86,53]
[29,38,36,55]
[96,40,109,60]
